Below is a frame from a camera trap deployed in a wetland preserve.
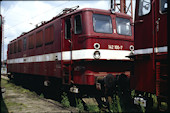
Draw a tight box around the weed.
[160,102,168,111]
[110,97,117,112]
[152,94,158,110]
[76,98,84,112]
[86,105,100,112]
[140,104,146,113]
[131,90,135,98]
[110,95,122,112]
[61,92,70,108]
[40,93,44,98]
[21,88,30,93]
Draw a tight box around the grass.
[5,100,27,109]
[2,78,168,112]
[1,78,38,97]
[1,79,28,112]
[1,79,14,89]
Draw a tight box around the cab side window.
[138,0,151,16]
[23,37,27,51]
[29,34,34,49]
[160,0,167,14]
[18,39,22,52]
[14,42,17,53]
[45,25,54,45]
[65,18,71,39]
[36,30,43,47]
[9,43,13,54]
[74,15,82,34]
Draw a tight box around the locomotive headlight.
[93,51,100,59]
[94,43,100,50]
[129,45,134,51]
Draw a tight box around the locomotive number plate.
[108,45,123,50]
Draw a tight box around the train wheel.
[117,74,132,111]
[13,74,21,85]
[103,74,117,112]
[68,92,77,107]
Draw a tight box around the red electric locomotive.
[130,0,167,110]
[7,6,134,95]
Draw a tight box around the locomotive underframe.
[8,60,133,95]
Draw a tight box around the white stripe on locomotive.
[7,49,132,64]
[134,46,167,55]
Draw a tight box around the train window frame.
[93,14,113,34]
[18,39,22,52]
[138,0,151,16]
[45,25,54,45]
[65,18,72,39]
[9,43,13,54]
[28,34,34,49]
[116,17,132,36]
[74,14,82,34]
[23,37,27,51]
[36,30,43,48]
[160,0,167,14]
[14,41,17,53]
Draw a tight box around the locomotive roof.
[9,8,132,43]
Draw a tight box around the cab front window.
[93,14,112,34]
[116,17,132,36]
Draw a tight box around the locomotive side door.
[61,16,73,84]
[132,0,168,94]
[132,0,156,93]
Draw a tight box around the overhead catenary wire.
[4,1,70,31]
[2,1,18,17]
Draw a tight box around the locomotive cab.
[60,8,134,92]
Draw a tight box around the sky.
[1,0,135,61]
